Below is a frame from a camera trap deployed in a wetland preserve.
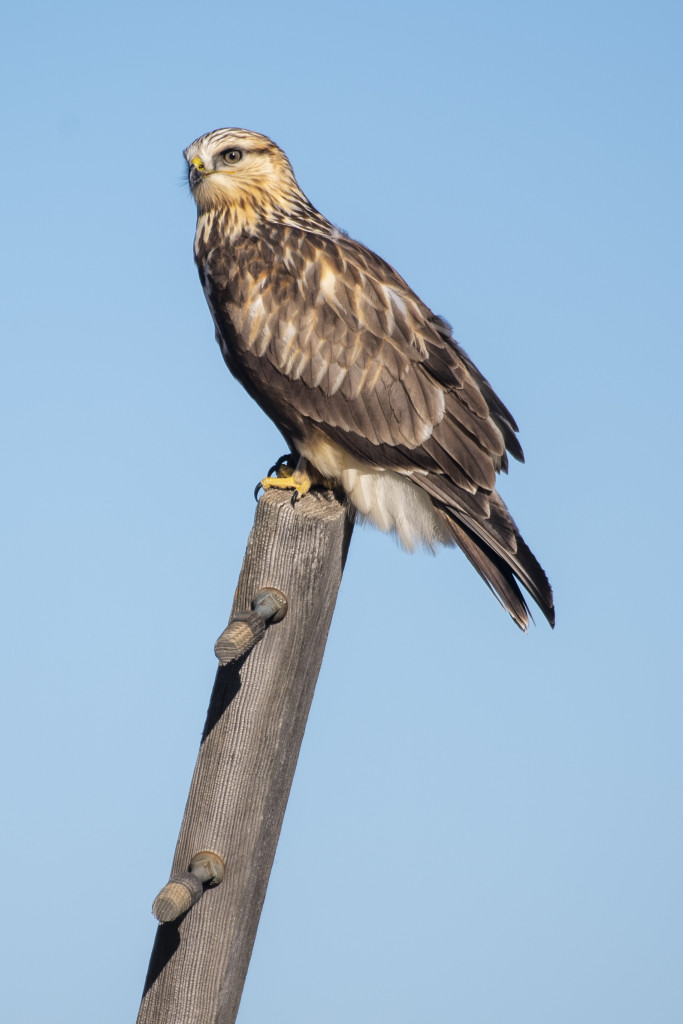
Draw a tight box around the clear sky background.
[2,2,681,1021]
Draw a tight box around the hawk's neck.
[194,192,333,257]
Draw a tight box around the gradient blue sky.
[2,2,682,1021]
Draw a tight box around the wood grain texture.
[138,488,353,1024]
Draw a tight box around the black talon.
[268,453,295,477]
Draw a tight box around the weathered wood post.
[137,487,353,1024]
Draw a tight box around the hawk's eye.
[222,148,243,164]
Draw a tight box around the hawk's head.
[184,127,301,219]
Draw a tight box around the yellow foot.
[260,464,312,501]
[257,457,335,502]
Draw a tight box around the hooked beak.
[189,156,208,189]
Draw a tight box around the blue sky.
[2,1,682,1021]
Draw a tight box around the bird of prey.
[184,127,554,630]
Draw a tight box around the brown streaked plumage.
[184,127,554,630]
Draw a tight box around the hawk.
[184,128,554,631]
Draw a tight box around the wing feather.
[203,229,524,472]
[198,222,554,627]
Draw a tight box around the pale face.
[184,127,298,213]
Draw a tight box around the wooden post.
[137,487,353,1024]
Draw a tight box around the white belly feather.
[297,436,453,553]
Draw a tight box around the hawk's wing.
[200,225,554,627]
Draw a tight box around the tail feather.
[438,503,555,631]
